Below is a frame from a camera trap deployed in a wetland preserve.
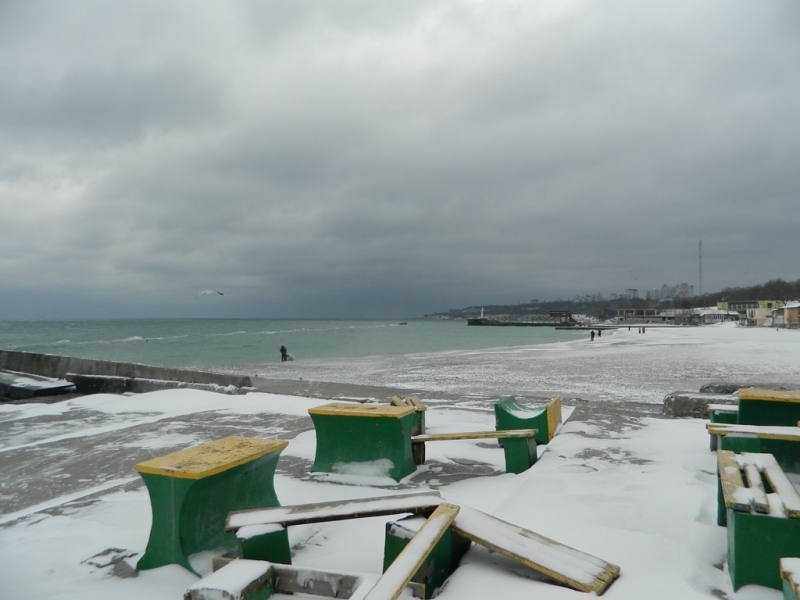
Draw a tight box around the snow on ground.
[1,323,798,599]
[232,323,800,403]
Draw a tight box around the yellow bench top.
[738,389,800,403]
[309,402,414,418]
[135,436,288,479]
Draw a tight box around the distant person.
[642,327,646,334]
[597,329,601,338]
[280,345,288,362]
[590,330,595,341]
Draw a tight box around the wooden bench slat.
[718,450,752,512]
[412,429,536,442]
[408,396,426,411]
[309,402,415,418]
[742,462,769,514]
[364,503,460,600]
[707,404,738,414]
[739,389,800,404]
[226,492,443,531]
[745,453,800,518]
[451,506,619,595]
[706,423,800,442]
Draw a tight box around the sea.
[0,319,586,370]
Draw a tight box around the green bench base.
[309,404,418,482]
[708,405,738,451]
[737,389,800,427]
[383,515,471,598]
[717,449,800,591]
[237,527,292,565]
[135,437,286,574]
[728,510,800,590]
[494,396,561,445]
[719,432,800,477]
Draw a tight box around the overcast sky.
[1,1,799,319]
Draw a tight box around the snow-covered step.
[0,370,76,400]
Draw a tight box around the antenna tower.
[699,240,703,297]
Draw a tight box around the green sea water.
[0,319,585,368]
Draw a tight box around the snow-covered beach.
[238,322,800,404]
[1,323,799,599]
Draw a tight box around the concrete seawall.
[0,350,251,390]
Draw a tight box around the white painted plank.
[412,429,536,442]
[226,492,443,530]
[707,423,800,441]
[451,506,620,595]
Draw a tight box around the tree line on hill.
[425,278,800,321]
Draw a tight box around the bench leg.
[412,442,426,465]
[383,515,471,599]
[501,437,537,474]
[137,475,196,573]
[239,527,292,565]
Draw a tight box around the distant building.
[616,308,658,322]
[695,308,740,324]
[549,311,577,324]
[625,289,639,300]
[717,300,784,316]
[646,283,694,301]
[770,301,800,329]
[745,307,773,327]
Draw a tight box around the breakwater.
[0,350,251,392]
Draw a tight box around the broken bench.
[716,449,800,590]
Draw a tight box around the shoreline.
[217,323,800,404]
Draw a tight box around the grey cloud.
[1,1,800,318]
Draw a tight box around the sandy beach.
[1,322,799,599]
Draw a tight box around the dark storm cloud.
[1,1,799,318]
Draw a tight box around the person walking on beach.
[590,330,595,341]
[597,329,601,338]
[280,345,288,362]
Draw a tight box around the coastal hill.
[424,278,800,320]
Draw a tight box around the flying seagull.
[195,290,224,299]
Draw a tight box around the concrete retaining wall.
[0,350,251,389]
[662,391,737,418]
